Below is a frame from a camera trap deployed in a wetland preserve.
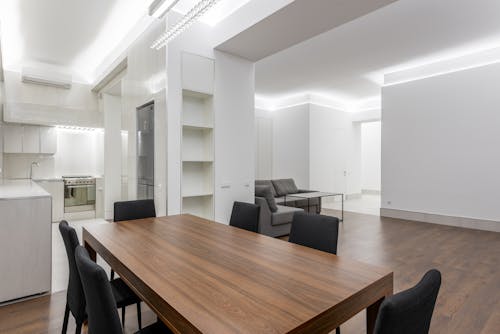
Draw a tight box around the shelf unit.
[181,53,215,220]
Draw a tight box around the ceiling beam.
[91,58,127,93]
[216,0,398,61]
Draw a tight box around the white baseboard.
[380,208,500,232]
[345,193,362,200]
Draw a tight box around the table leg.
[341,194,344,222]
[84,240,97,262]
[307,197,311,213]
[366,297,384,334]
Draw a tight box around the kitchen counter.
[0,179,51,199]
[33,177,63,182]
[0,179,52,303]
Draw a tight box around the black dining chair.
[288,212,340,333]
[110,199,157,282]
[288,212,339,254]
[75,245,172,334]
[229,201,260,233]
[59,221,143,333]
[114,199,156,222]
[374,269,441,334]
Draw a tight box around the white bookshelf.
[181,53,215,220]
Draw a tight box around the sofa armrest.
[255,197,272,234]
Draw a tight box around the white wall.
[272,104,310,189]
[255,108,273,180]
[361,121,381,192]
[2,71,101,127]
[309,104,361,196]
[257,103,362,195]
[382,62,500,223]
[214,51,255,223]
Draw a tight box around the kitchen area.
[2,123,105,221]
[0,121,109,303]
[0,4,166,304]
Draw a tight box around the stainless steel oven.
[63,176,96,213]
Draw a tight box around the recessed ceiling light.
[151,0,221,49]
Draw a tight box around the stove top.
[63,176,96,186]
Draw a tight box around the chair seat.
[111,278,141,308]
[135,321,173,334]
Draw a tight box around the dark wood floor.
[1,209,499,333]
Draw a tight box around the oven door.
[64,184,96,213]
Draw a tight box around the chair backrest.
[374,269,442,334]
[75,246,123,334]
[288,212,339,254]
[58,221,86,323]
[114,199,156,222]
[229,201,261,233]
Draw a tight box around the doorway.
[358,121,381,215]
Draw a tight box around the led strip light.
[151,0,220,49]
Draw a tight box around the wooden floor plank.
[0,209,499,334]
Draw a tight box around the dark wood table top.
[83,214,393,334]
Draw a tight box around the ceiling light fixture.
[149,0,181,19]
[151,0,221,49]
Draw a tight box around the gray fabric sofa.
[255,197,303,237]
[256,179,322,214]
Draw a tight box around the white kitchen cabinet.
[3,124,23,153]
[36,180,64,222]
[40,126,57,154]
[22,126,40,153]
[2,124,57,154]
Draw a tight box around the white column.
[103,94,122,220]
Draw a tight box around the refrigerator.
[136,102,155,200]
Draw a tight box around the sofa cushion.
[255,185,278,213]
[272,179,299,196]
[255,180,277,197]
[271,205,303,226]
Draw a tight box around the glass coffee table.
[284,192,344,221]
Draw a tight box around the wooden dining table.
[83,214,393,334]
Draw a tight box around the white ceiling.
[255,0,500,103]
[0,0,251,83]
[0,0,151,83]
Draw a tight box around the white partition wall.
[213,51,255,224]
[382,62,500,231]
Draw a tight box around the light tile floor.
[52,218,111,293]
[322,194,381,216]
